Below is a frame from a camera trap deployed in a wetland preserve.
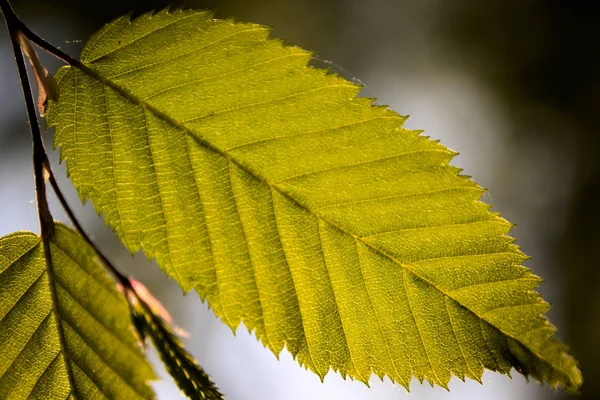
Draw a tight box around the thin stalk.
[2,0,172,326]
[0,0,111,86]
[0,0,78,65]
[0,0,149,123]
[1,0,133,290]
[1,0,78,395]
[2,6,221,397]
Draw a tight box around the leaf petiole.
[1,0,78,394]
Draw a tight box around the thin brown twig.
[1,0,134,290]
[2,0,186,344]
[1,0,78,395]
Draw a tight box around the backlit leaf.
[45,9,581,392]
[0,224,155,399]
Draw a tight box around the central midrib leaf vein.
[69,62,562,377]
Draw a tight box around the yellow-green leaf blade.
[0,224,156,399]
[45,9,581,392]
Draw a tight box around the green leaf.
[45,9,582,392]
[0,224,156,399]
[127,287,223,400]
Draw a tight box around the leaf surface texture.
[46,9,581,391]
[0,224,155,399]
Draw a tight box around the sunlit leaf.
[0,224,155,399]
[46,9,582,391]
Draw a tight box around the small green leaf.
[126,286,223,400]
[0,224,156,399]
[46,9,582,392]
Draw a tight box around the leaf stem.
[1,0,134,291]
[0,0,79,66]
[1,0,78,395]
[1,6,220,397]
[0,4,187,338]
[0,0,143,113]
[0,4,177,350]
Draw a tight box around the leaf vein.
[63,320,147,398]
[225,116,401,153]
[353,239,408,387]
[444,297,479,380]
[141,107,181,286]
[85,11,207,63]
[316,219,365,382]
[226,159,268,344]
[401,268,443,386]
[2,310,53,376]
[54,280,141,358]
[276,149,451,184]
[0,265,46,323]
[69,356,109,398]
[448,277,539,294]
[101,83,127,240]
[143,52,307,102]
[361,220,500,239]
[180,84,355,126]
[0,234,40,278]
[26,350,63,399]
[183,136,217,287]
[50,240,122,303]
[314,187,483,211]
[269,188,318,372]
[107,27,267,80]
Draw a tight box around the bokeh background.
[1,0,598,399]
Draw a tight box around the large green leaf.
[0,224,155,399]
[45,9,581,391]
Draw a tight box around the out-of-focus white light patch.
[375,70,510,189]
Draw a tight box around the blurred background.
[1,0,598,399]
